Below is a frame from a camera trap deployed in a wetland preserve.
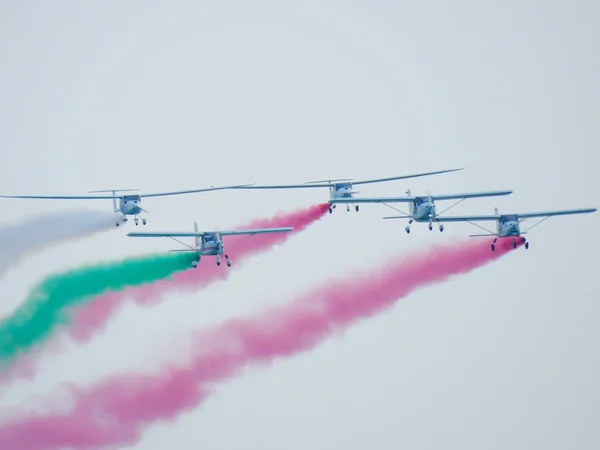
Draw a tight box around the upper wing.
[228,183,331,190]
[0,194,117,200]
[140,183,255,198]
[430,190,513,201]
[518,208,597,219]
[217,227,293,236]
[434,214,500,222]
[351,167,466,186]
[127,227,294,238]
[330,196,414,204]
[127,232,205,238]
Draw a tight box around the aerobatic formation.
[0,166,595,449]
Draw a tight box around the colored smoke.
[70,203,330,341]
[0,253,194,368]
[0,237,523,449]
[0,210,117,278]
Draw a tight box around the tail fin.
[193,222,200,247]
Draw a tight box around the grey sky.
[0,1,599,449]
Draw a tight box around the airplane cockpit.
[333,182,352,190]
[203,232,220,242]
[122,194,142,203]
[499,214,518,223]
[414,197,429,206]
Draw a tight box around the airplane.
[127,222,293,267]
[230,167,467,214]
[0,184,253,227]
[394,206,596,251]
[346,189,514,232]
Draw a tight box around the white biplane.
[127,222,293,267]
[0,184,252,227]
[392,206,596,250]
[231,167,466,214]
[335,189,513,232]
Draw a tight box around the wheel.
[513,241,517,249]
[191,261,198,268]
[355,205,359,212]
[227,260,232,267]
[216,261,221,266]
[491,244,495,251]
[525,242,529,249]
[115,222,120,227]
[405,227,410,234]
[142,219,147,225]
[439,225,444,232]
[428,226,432,231]
[329,207,333,214]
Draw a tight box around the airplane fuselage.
[114,195,147,226]
[410,198,437,222]
[191,232,231,267]
[497,215,521,237]
[118,195,143,215]
[198,239,223,256]
[329,183,354,199]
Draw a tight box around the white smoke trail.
[0,209,118,278]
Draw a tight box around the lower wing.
[218,227,293,236]
[0,194,117,200]
[127,227,294,238]
[431,190,513,201]
[517,208,597,219]
[330,197,413,204]
[351,167,466,185]
[435,215,500,222]
[140,183,255,197]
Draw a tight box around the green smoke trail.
[0,252,194,365]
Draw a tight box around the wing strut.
[521,215,553,233]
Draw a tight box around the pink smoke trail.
[70,203,330,341]
[0,237,523,450]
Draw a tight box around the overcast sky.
[1,1,599,449]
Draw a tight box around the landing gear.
[215,254,232,267]
[439,224,444,232]
[491,237,529,251]
[405,219,413,234]
[329,204,336,214]
[133,215,147,226]
[491,237,498,251]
